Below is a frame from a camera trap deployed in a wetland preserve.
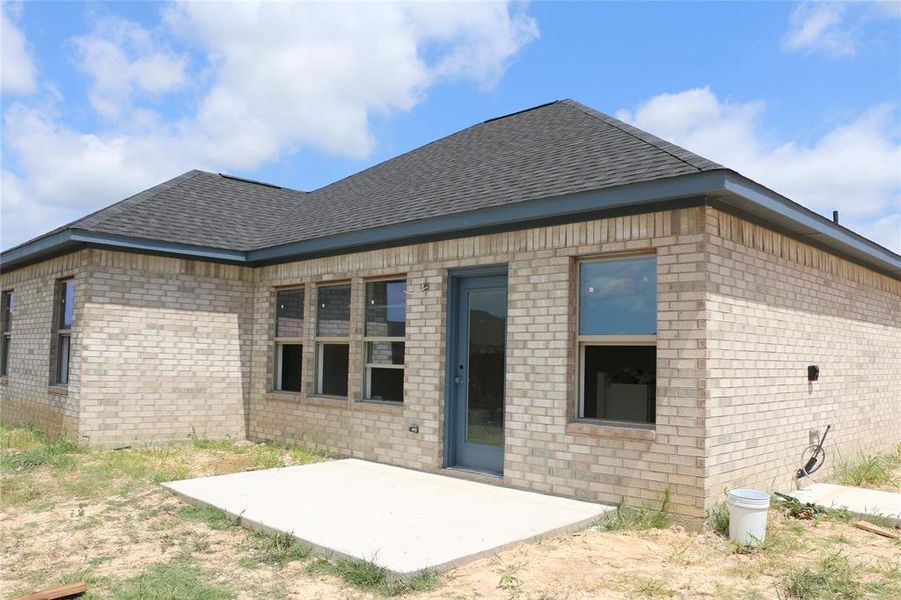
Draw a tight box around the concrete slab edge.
[161,482,615,577]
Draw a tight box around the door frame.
[443,264,508,473]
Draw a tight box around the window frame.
[361,276,407,404]
[314,282,352,398]
[273,286,306,394]
[574,253,657,428]
[53,278,75,386]
[1,290,13,378]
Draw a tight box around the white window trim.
[361,277,406,403]
[54,279,74,387]
[1,290,12,378]
[577,337,657,423]
[56,332,71,385]
[314,283,351,397]
[273,286,305,393]
[575,254,657,426]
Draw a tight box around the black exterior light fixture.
[808,365,820,382]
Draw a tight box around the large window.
[363,279,406,402]
[315,283,351,397]
[54,279,74,385]
[577,255,656,425]
[1,290,13,377]
[274,288,305,392]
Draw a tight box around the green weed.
[782,552,864,599]
[306,556,440,596]
[106,559,235,599]
[243,530,310,567]
[706,502,730,536]
[597,488,670,531]
[179,505,239,531]
[834,453,898,489]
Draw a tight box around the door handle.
[454,364,464,384]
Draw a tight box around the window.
[274,288,305,392]
[315,284,350,396]
[54,279,75,385]
[363,279,406,402]
[577,255,656,425]
[1,290,13,377]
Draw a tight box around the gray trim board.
[3,171,899,279]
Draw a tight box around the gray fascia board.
[67,231,247,263]
[2,230,247,271]
[720,173,901,278]
[247,171,728,264]
[1,230,80,270]
[3,170,899,279]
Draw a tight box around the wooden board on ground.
[853,521,900,540]
[11,582,87,600]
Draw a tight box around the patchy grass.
[0,426,328,512]
[596,488,670,532]
[706,501,730,536]
[781,552,864,600]
[629,576,676,598]
[179,505,240,531]
[834,448,900,490]
[0,427,84,472]
[242,530,311,567]
[307,556,440,596]
[105,559,235,600]
[4,426,900,600]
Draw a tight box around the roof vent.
[219,173,283,189]
[832,210,839,224]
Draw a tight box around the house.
[1,100,899,519]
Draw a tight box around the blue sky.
[2,1,899,251]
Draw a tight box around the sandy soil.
[3,489,899,599]
[2,441,899,599]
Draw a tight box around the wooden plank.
[11,582,87,600]
[853,521,900,540]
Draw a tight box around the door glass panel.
[466,288,506,446]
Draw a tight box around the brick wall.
[702,207,901,508]
[250,208,710,517]
[75,250,253,446]
[4,205,897,518]
[0,252,87,438]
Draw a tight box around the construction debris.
[11,582,87,600]
[853,521,900,540]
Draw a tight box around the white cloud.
[783,1,901,57]
[72,15,188,120]
[1,1,538,249]
[1,4,37,94]
[618,87,901,252]
[784,2,856,57]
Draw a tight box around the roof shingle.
[11,99,724,253]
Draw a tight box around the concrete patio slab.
[163,458,613,575]
[790,483,901,522]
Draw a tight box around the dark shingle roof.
[257,99,722,248]
[9,99,723,254]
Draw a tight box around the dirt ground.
[2,431,899,599]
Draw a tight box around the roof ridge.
[482,100,561,123]
[559,99,719,173]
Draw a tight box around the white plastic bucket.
[727,488,770,546]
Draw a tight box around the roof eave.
[2,171,899,280]
[1,229,247,272]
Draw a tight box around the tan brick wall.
[75,250,254,446]
[250,208,710,517]
[702,207,901,509]
[0,252,87,438]
[4,205,897,519]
